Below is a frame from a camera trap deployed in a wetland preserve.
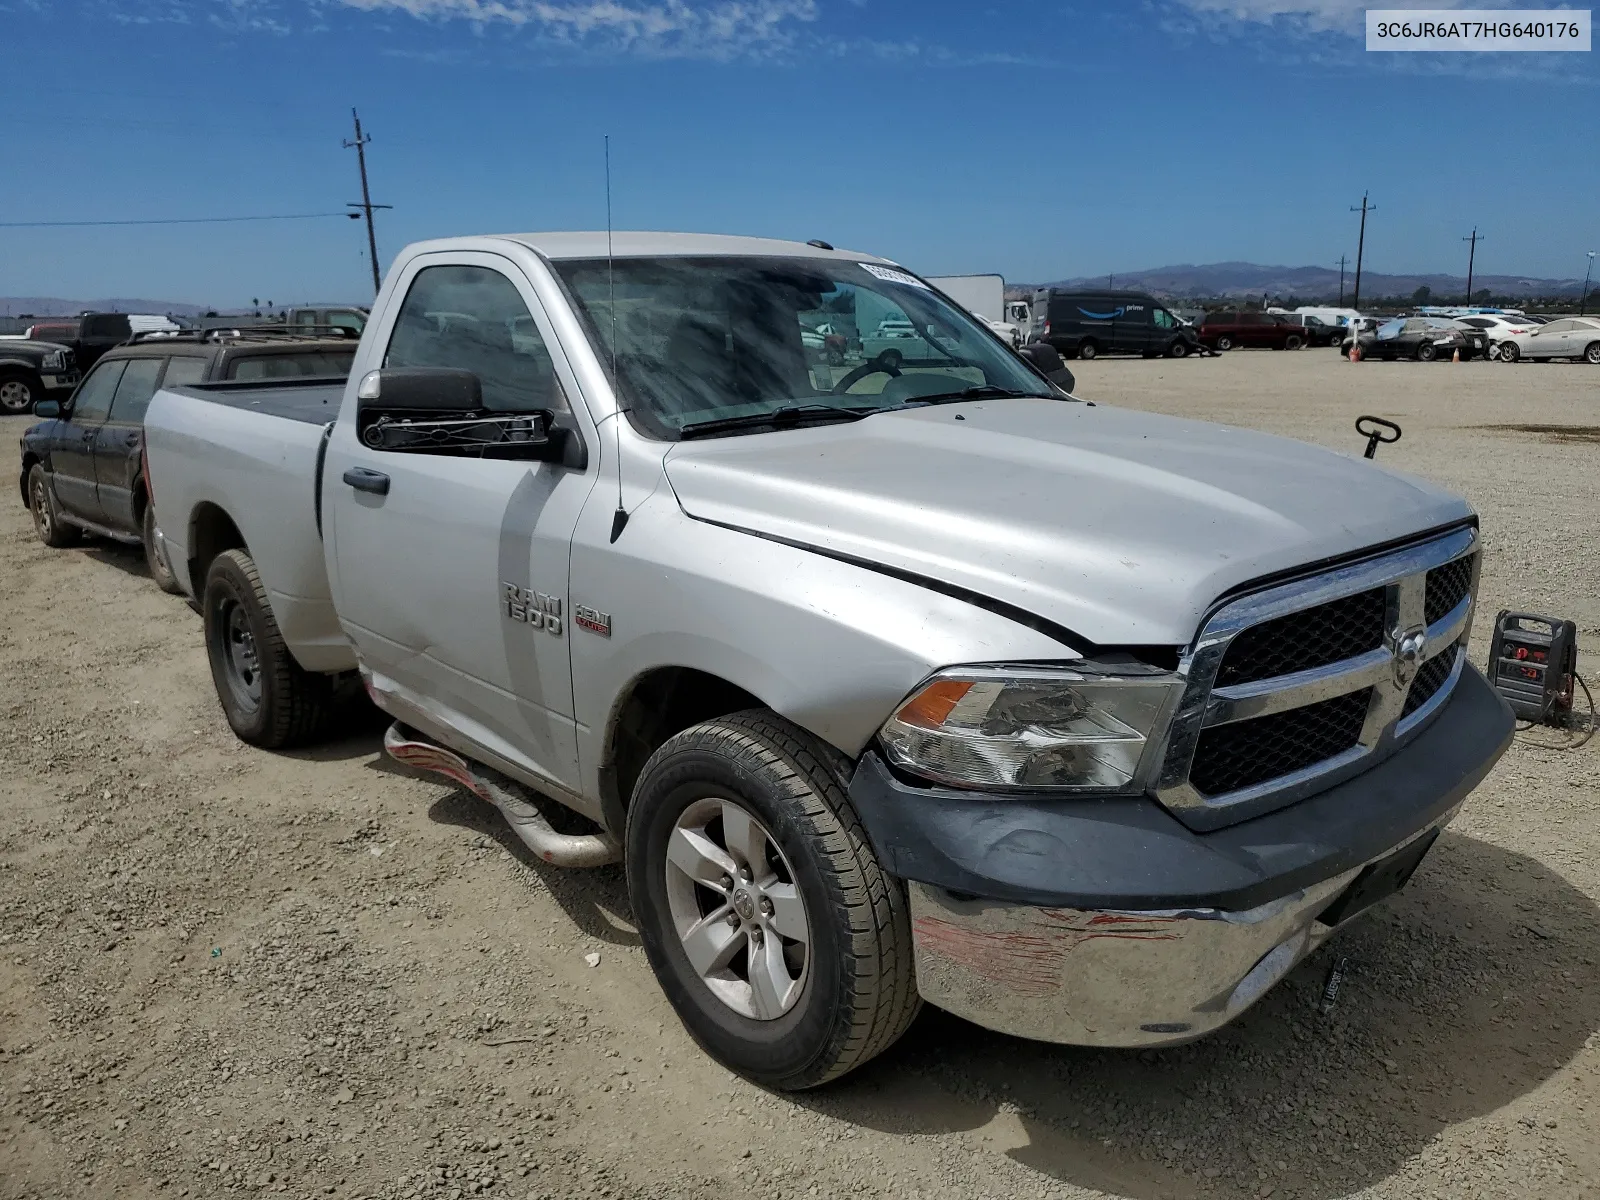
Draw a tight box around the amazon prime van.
[1030,289,1199,360]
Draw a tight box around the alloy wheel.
[663,797,810,1021]
[0,379,33,414]
[31,476,52,540]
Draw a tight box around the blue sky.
[2,0,1595,307]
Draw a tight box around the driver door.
[324,254,598,796]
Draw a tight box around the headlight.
[42,351,64,370]
[879,666,1179,793]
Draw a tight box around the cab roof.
[481,231,891,264]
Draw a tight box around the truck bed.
[165,377,346,423]
[145,379,356,674]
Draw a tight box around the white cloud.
[1170,0,1471,31]
[333,0,820,58]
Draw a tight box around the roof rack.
[125,326,358,346]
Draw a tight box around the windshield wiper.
[677,404,873,440]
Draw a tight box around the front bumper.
[40,372,79,392]
[848,664,1513,1046]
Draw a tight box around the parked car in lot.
[24,319,83,345]
[1284,313,1345,347]
[18,331,356,590]
[1344,317,1487,362]
[44,312,183,372]
[1494,315,1600,363]
[1452,314,1543,360]
[137,232,1509,1089]
[1030,289,1199,359]
[0,338,80,414]
[1198,311,1309,352]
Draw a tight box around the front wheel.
[626,711,919,1090]
[1167,340,1189,358]
[0,371,40,415]
[1214,335,1234,352]
[203,548,350,748]
[1498,342,1520,363]
[142,503,185,595]
[1416,343,1439,362]
[1585,342,1600,364]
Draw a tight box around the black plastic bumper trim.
[846,664,1513,912]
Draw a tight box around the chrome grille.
[1189,688,1372,796]
[1155,526,1480,832]
[1424,555,1476,626]
[1214,588,1386,686]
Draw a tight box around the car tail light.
[1043,321,1051,336]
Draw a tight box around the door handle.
[342,467,390,496]
[124,434,140,446]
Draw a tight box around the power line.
[0,212,351,229]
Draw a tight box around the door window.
[70,360,126,423]
[108,357,165,423]
[385,265,568,415]
[1152,309,1177,330]
[1540,320,1574,335]
[162,356,209,387]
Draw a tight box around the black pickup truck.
[19,331,355,591]
[0,339,80,414]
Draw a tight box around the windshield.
[551,255,1056,437]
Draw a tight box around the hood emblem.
[1392,626,1427,689]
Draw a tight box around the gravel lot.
[2,349,1596,1200]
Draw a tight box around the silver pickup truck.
[145,232,1513,1089]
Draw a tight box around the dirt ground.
[2,348,1597,1200]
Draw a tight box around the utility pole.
[1350,192,1375,311]
[1583,251,1596,317]
[1338,255,1349,307]
[1462,229,1482,304]
[343,109,392,297]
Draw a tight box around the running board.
[383,723,620,868]
[57,512,141,545]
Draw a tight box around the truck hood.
[662,399,1472,649]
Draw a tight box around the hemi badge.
[574,605,611,637]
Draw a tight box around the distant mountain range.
[1030,263,1588,302]
[0,297,212,318]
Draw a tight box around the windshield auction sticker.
[859,263,930,289]
[1367,9,1591,50]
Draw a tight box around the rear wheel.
[202,548,351,748]
[1284,334,1305,351]
[27,464,80,548]
[626,710,919,1090]
[1214,335,1234,352]
[1585,342,1600,364]
[1077,339,1099,360]
[142,503,184,595]
[1498,342,1520,363]
[0,371,40,415]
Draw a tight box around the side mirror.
[356,368,554,460]
[34,400,60,418]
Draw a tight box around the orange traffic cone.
[1350,342,1361,362]
[1452,348,1461,363]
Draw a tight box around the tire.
[1284,334,1305,351]
[1498,342,1520,363]
[1585,342,1600,364]
[142,502,184,595]
[1076,339,1099,360]
[202,548,348,748]
[1214,335,1233,352]
[1416,343,1438,363]
[626,710,919,1091]
[0,371,41,415]
[27,464,80,548]
[1167,340,1189,358]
